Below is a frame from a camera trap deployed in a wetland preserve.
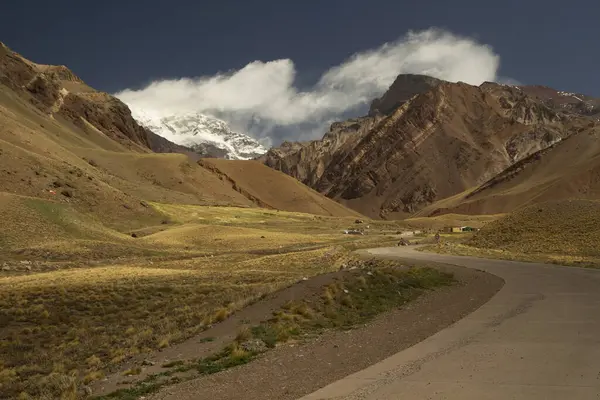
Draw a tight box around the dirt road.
[144,251,501,400]
[301,247,600,399]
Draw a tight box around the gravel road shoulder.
[147,262,503,400]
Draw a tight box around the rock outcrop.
[260,116,381,187]
[369,74,442,116]
[263,76,597,218]
[0,42,176,152]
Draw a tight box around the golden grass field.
[0,66,399,399]
[0,197,407,399]
[94,265,454,400]
[420,200,600,268]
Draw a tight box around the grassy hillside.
[198,159,362,217]
[0,89,360,231]
[470,199,600,256]
[419,126,600,217]
[421,200,600,267]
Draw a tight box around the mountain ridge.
[262,74,599,218]
[0,41,361,224]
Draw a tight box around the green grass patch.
[262,266,454,335]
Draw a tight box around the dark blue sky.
[2,0,599,96]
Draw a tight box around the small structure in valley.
[444,226,478,233]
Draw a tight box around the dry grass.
[421,242,600,269]
[0,200,405,399]
[96,265,454,399]
[405,213,503,231]
[0,194,403,264]
[0,253,324,398]
[0,80,410,398]
[469,200,600,256]
[420,200,600,268]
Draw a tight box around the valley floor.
[0,203,407,399]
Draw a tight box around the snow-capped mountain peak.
[131,110,267,160]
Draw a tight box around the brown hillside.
[419,122,600,216]
[0,42,361,239]
[263,75,594,218]
[198,159,362,217]
[469,199,600,257]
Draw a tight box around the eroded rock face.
[0,42,158,150]
[369,74,443,116]
[260,116,382,188]
[58,92,151,148]
[145,129,201,160]
[25,73,63,109]
[499,84,600,118]
[263,76,596,218]
[0,42,37,89]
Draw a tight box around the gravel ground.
[146,263,503,400]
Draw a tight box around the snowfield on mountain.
[129,109,267,160]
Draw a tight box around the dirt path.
[143,262,502,400]
[92,268,362,396]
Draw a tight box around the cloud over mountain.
[116,29,501,145]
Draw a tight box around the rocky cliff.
[260,116,382,187]
[0,42,178,152]
[369,74,442,116]
[263,75,596,218]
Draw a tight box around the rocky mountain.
[1,41,265,162]
[518,85,600,118]
[128,111,267,160]
[0,41,359,225]
[0,42,155,151]
[368,74,442,116]
[262,74,598,219]
[417,117,600,217]
[262,116,382,187]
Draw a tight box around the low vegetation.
[404,213,502,232]
[94,265,454,400]
[0,201,407,399]
[420,200,600,268]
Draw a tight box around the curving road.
[300,247,600,399]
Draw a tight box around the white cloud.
[115,28,501,144]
